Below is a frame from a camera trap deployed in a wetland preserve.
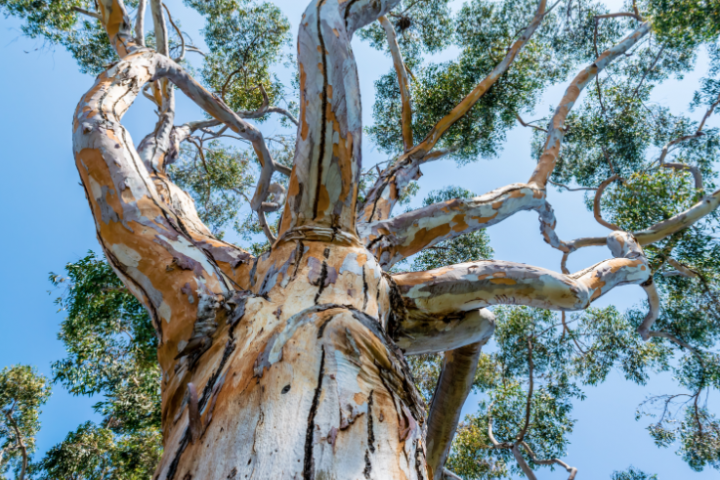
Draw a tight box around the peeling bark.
[69,1,720,477]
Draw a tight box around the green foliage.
[186,0,291,114]
[0,0,121,74]
[611,466,658,480]
[0,366,51,480]
[445,305,673,478]
[34,422,162,480]
[170,141,257,238]
[36,253,161,479]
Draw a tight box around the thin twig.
[515,113,547,132]
[593,175,620,230]
[162,3,185,62]
[73,6,102,19]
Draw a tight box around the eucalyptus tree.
[2,0,720,478]
[0,366,51,480]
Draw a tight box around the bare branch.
[162,3,185,62]
[638,277,660,340]
[73,6,102,20]
[633,44,665,98]
[426,338,490,480]
[512,444,538,480]
[391,232,651,328]
[595,12,641,21]
[516,339,534,443]
[150,0,169,56]
[662,162,704,191]
[593,175,621,231]
[516,113,548,132]
[550,180,597,192]
[359,183,569,269]
[564,187,720,252]
[257,210,277,243]
[379,15,414,151]
[360,0,550,223]
[135,0,147,46]
[519,442,578,480]
[529,22,651,187]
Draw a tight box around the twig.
[633,45,665,98]
[162,3,185,62]
[593,175,620,231]
[516,339,534,443]
[73,6,102,20]
[515,113,547,132]
[549,180,597,192]
[519,441,578,480]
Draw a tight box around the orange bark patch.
[470,212,499,224]
[451,214,469,232]
[299,63,309,141]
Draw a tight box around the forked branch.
[379,15,414,151]
[360,0,549,223]
[529,22,651,187]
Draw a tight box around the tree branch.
[662,162,704,191]
[73,6,102,20]
[516,338,534,443]
[519,441,578,480]
[390,232,651,331]
[426,338,490,480]
[593,175,621,231]
[529,22,651,187]
[135,0,147,46]
[379,15,413,151]
[359,0,549,223]
[162,2,185,62]
[516,113,548,132]
[358,183,568,269]
[564,187,720,252]
[5,412,27,480]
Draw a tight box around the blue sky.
[0,0,717,478]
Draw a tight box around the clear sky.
[0,0,717,478]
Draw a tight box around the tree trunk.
[72,1,668,478]
[157,242,429,479]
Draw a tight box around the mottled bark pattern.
[70,1,720,478]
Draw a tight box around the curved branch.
[426,338,490,480]
[391,232,650,328]
[593,175,620,231]
[529,22,651,187]
[162,3,185,62]
[565,187,720,252]
[662,162,704,191]
[96,0,144,57]
[379,15,413,151]
[519,442,578,480]
[638,277,659,340]
[359,0,549,223]
[359,183,567,269]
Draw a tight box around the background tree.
[0,366,51,480]
[0,0,719,478]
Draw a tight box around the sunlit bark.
[69,1,720,478]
